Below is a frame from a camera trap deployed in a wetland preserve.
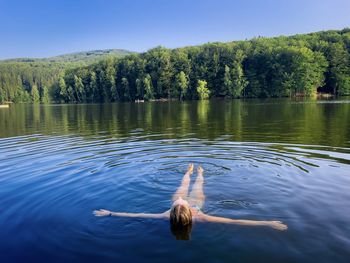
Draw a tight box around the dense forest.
[0,49,132,103]
[1,29,350,103]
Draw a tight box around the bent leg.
[189,166,206,209]
[172,163,193,202]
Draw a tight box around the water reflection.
[1,99,349,147]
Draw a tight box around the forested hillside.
[0,49,132,103]
[3,49,132,64]
[1,29,350,103]
[56,29,350,103]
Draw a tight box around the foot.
[197,166,204,174]
[187,163,194,174]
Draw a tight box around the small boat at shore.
[0,104,10,108]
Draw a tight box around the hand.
[93,209,111,217]
[187,163,194,174]
[267,221,288,231]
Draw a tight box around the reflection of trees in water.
[0,100,349,147]
[32,104,40,127]
[226,100,243,141]
[197,100,210,123]
[179,102,190,135]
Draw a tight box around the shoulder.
[192,212,207,222]
[162,210,171,218]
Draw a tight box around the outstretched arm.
[172,163,194,201]
[93,209,170,219]
[197,214,287,231]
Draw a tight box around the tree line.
[0,61,80,103]
[1,29,350,103]
[0,50,131,104]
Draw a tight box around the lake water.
[0,99,350,263]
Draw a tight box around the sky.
[0,0,349,59]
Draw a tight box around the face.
[172,197,189,208]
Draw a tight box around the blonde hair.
[170,204,193,240]
[170,204,192,226]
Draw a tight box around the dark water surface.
[0,99,350,263]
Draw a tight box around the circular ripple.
[0,135,350,260]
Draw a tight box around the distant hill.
[1,49,134,64]
[0,48,134,103]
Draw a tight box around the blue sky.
[0,0,349,59]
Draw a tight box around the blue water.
[0,100,350,262]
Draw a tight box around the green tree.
[41,85,50,103]
[74,75,85,102]
[197,80,210,100]
[89,71,97,102]
[67,86,75,102]
[59,76,67,102]
[135,78,143,99]
[31,84,40,103]
[326,42,350,95]
[143,74,154,100]
[336,74,350,95]
[121,77,130,100]
[98,70,109,102]
[13,89,30,103]
[145,47,172,98]
[176,71,189,100]
[292,47,327,96]
[231,61,249,98]
[223,65,232,97]
[106,62,118,101]
[0,88,6,103]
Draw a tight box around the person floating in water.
[93,164,287,239]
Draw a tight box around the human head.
[170,197,193,240]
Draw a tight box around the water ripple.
[1,134,350,261]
